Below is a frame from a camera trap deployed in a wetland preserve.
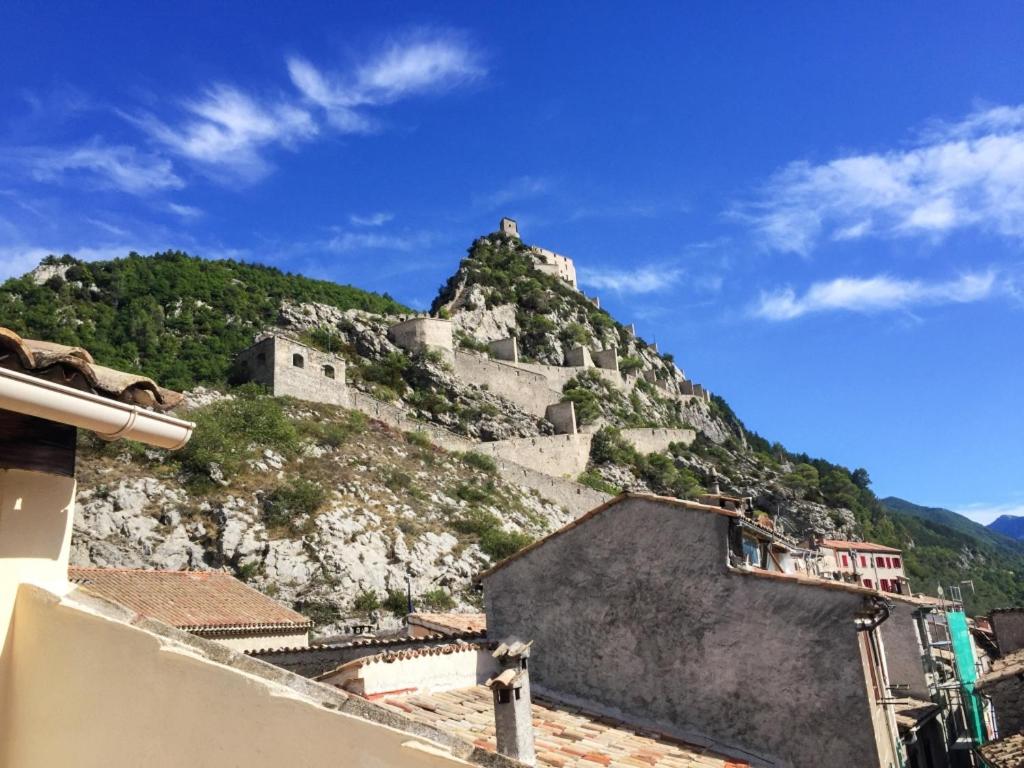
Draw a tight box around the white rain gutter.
[0,366,194,450]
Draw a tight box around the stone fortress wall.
[235,221,710,516]
[235,334,349,407]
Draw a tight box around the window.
[741,536,762,568]
[893,557,901,569]
[880,579,889,592]
[863,578,873,589]
[860,555,867,568]
[497,689,511,704]
[323,364,335,379]
[292,353,304,368]
[841,554,849,568]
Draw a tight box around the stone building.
[990,608,1024,656]
[387,317,455,361]
[977,649,1024,743]
[68,567,313,652]
[478,493,928,768]
[235,332,348,407]
[817,539,909,594]
[530,246,578,290]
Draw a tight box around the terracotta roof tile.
[408,611,487,634]
[819,539,902,554]
[0,327,182,410]
[378,686,749,768]
[978,732,1024,768]
[68,567,311,632]
[978,647,1024,689]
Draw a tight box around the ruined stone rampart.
[487,337,519,363]
[618,428,696,455]
[513,360,623,392]
[345,391,604,516]
[452,353,558,417]
[472,434,592,479]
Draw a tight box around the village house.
[476,492,955,768]
[68,567,313,652]
[0,327,519,768]
[817,538,909,594]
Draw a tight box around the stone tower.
[234,332,348,407]
[499,217,519,237]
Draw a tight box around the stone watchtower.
[499,217,520,238]
[235,332,348,407]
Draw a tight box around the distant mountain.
[882,497,1024,552]
[989,515,1024,541]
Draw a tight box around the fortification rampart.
[513,360,623,392]
[388,317,454,359]
[345,390,604,515]
[236,334,348,407]
[618,428,696,455]
[471,434,592,479]
[452,352,559,417]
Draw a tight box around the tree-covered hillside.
[0,253,408,390]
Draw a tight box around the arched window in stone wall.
[323,364,335,379]
[292,353,304,368]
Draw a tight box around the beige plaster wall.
[1,585,473,768]
[323,648,498,699]
[209,630,309,653]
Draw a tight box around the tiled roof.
[978,647,1024,689]
[0,327,182,410]
[380,685,750,768]
[315,641,493,679]
[69,567,311,632]
[819,539,902,554]
[978,732,1024,768]
[246,629,486,656]
[408,612,487,635]
[893,698,940,733]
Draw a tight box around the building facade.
[235,332,348,406]
[818,539,908,594]
[480,494,907,768]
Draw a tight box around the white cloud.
[349,211,394,227]
[134,85,318,182]
[478,176,551,210]
[325,230,435,253]
[0,242,155,280]
[740,104,1024,253]
[19,141,183,194]
[753,271,998,321]
[957,501,1024,526]
[579,265,685,295]
[167,202,203,219]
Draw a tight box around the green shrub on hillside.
[177,386,298,480]
[263,478,327,528]
[0,252,408,390]
[419,588,456,612]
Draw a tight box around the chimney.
[488,640,535,766]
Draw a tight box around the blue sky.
[2,2,1023,522]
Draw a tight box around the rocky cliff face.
[71,392,572,637]
[60,227,894,629]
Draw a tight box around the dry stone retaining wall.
[618,428,696,455]
[471,434,593,479]
[453,353,558,417]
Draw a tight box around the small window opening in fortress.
[292,353,304,368]
[256,352,266,366]
[323,364,335,379]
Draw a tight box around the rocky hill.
[5,224,1023,620]
[990,515,1024,541]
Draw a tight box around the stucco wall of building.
[322,647,499,699]
[981,673,1024,734]
[618,428,695,455]
[1,585,478,768]
[483,497,889,768]
[878,602,929,699]
[205,629,310,653]
[991,610,1024,656]
[472,434,592,479]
